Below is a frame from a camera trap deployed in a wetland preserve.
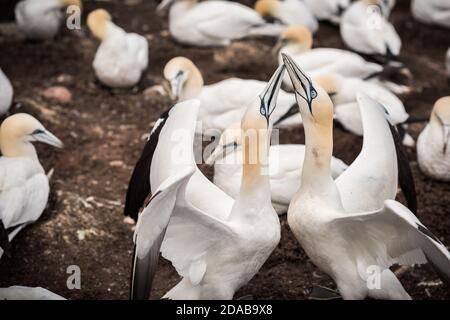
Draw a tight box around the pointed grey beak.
[32,129,64,148]
[282,53,317,114]
[259,64,286,123]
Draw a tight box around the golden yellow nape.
[254,0,279,16]
[164,57,197,80]
[60,0,83,10]
[0,114,42,157]
[87,9,112,40]
[281,25,313,49]
[433,96,450,122]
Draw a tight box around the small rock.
[77,230,86,241]
[42,86,72,104]
[109,160,125,167]
[123,216,136,225]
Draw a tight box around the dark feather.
[0,219,12,258]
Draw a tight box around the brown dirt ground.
[0,0,449,300]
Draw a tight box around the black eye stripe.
[32,129,45,135]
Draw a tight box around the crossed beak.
[259,64,286,124]
[32,130,64,148]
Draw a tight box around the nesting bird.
[0,114,63,258]
[254,0,318,33]
[15,0,82,40]
[340,0,401,57]
[157,0,284,47]
[303,0,351,24]
[417,97,450,181]
[163,56,300,136]
[0,69,13,116]
[87,9,149,88]
[283,54,450,300]
[128,66,286,299]
[206,123,348,215]
[411,0,450,29]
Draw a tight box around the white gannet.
[163,56,301,136]
[417,97,450,181]
[283,54,449,300]
[0,113,63,258]
[0,286,65,300]
[303,0,351,24]
[411,0,450,29]
[87,9,148,88]
[157,0,284,47]
[205,123,348,215]
[128,66,286,300]
[340,0,401,57]
[0,69,13,116]
[254,0,318,33]
[15,0,82,40]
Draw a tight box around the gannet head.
[255,0,280,19]
[313,74,342,97]
[163,56,204,101]
[282,53,333,125]
[205,122,242,165]
[363,0,394,17]
[87,9,111,41]
[59,0,83,10]
[431,96,450,155]
[275,25,313,54]
[0,113,63,158]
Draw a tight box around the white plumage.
[411,0,450,28]
[303,0,351,24]
[0,286,65,300]
[0,69,13,116]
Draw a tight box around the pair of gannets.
[0,286,65,300]
[340,0,401,57]
[282,54,449,300]
[0,114,63,258]
[15,0,82,40]
[158,0,284,47]
[0,69,13,116]
[417,97,450,181]
[206,123,348,215]
[254,0,318,33]
[411,0,450,29]
[163,57,301,136]
[87,9,149,88]
[127,66,287,300]
[303,0,351,24]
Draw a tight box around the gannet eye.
[32,129,45,135]
[310,89,317,99]
[260,106,266,116]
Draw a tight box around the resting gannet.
[0,114,63,258]
[283,54,448,300]
[411,0,450,29]
[417,97,450,181]
[254,0,318,33]
[0,286,65,300]
[128,66,286,300]
[206,123,348,215]
[157,0,284,47]
[163,56,300,136]
[303,0,351,24]
[15,0,82,40]
[0,69,13,116]
[87,9,149,88]
[340,0,401,57]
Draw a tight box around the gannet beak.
[157,0,175,12]
[443,125,450,155]
[259,64,286,123]
[169,72,186,100]
[282,53,317,114]
[31,129,64,148]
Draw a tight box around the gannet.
[163,56,301,136]
[87,9,149,88]
[15,0,82,40]
[283,54,449,300]
[157,0,284,47]
[206,123,348,215]
[0,113,63,258]
[254,0,318,33]
[0,69,13,116]
[340,0,401,57]
[417,97,450,181]
[0,286,65,300]
[411,0,450,28]
[128,66,286,300]
[303,0,351,24]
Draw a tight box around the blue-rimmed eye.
[260,106,266,116]
[32,129,45,135]
[311,89,317,99]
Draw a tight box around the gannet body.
[164,57,300,136]
[303,0,351,24]
[255,0,318,33]
[206,124,347,215]
[129,66,286,300]
[417,97,450,181]
[15,0,81,40]
[159,0,284,47]
[283,54,449,300]
[412,0,450,28]
[340,0,401,56]
[0,114,63,258]
[0,286,65,300]
[0,69,13,116]
[87,9,148,88]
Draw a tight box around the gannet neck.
[180,67,203,101]
[87,9,112,41]
[255,0,280,17]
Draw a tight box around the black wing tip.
[0,220,12,258]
